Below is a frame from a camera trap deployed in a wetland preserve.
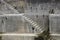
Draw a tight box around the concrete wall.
[2,36,34,40]
[49,14,60,34]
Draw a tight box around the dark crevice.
[34,36,44,40]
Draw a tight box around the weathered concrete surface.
[4,0,25,13]
[4,16,25,33]
[0,0,21,14]
[2,36,34,40]
[1,15,33,33]
[0,0,54,40]
[0,14,49,34]
[49,14,60,34]
[0,16,3,32]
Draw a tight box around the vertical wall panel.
[49,14,60,34]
